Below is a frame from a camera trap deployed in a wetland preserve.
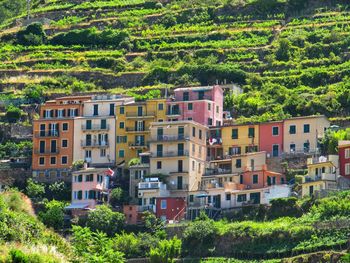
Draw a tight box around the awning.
[65,203,90,209]
[195,194,208,198]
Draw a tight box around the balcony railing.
[204,168,232,176]
[126,111,155,118]
[34,149,59,155]
[305,173,337,182]
[149,134,189,142]
[167,184,189,191]
[34,131,59,138]
[138,181,164,190]
[81,140,109,147]
[207,137,222,146]
[154,150,189,158]
[82,124,109,131]
[167,109,181,116]
[126,127,147,132]
[129,142,149,148]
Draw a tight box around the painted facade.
[338,140,350,177]
[167,86,223,126]
[259,121,284,157]
[32,95,91,182]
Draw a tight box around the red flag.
[105,168,115,177]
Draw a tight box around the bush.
[39,200,66,230]
[23,84,45,103]
[26,178,45,200]
[268,197,302,219]
[5,104,22,123]
[149,237,182,263]
[17,23,47,46]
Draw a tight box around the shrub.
[149,237,182,263]
[268,197,302,219]
[5,104,22,123]
[26,178,45,200]
[39,200,66,230]
[23,84,45,103]
[17,23,47,46]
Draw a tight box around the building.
[128,153,150,204]
[73,95,134,167]
[259,121,284,157]
[300,155,338,197]
[32,95,91,182]
[68,166,112,211]
[115,99,167,168]
[155,197,186,222]
[283,115,330,154]
[207,124,260,162]
[166,86,223,126]
[338,140,350,178]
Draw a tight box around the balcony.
[207,137,222,146]
[138,181,164,190]
[167,184,189,191]
[81,140,109,148]
[126,111,155,119]
[167,109,181,116]
[304,173,337,182]
[125,127,149,133]
[149,134,189,143]
[34,149,59,155]
[204,168,232,176]
[82,124,109,131]
[243,165,267,172]
[129,142,149,149]
[153,150,189,158]
[34,131,59,138]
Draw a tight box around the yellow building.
[300,155,338,197]
[207,124,259,161]
[115,99,167,167]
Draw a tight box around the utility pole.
[26,0,31,20]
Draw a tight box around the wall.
[259,121,283,157]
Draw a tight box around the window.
[39,157,45,165]
[236,159,242,168]
[57,109,64,118]
[226,193,231,201]
[289,125,296,134]
[188,103,193,110]
[101,119,107,129]
[192,160,195,171]
[304,124,310,133]
[208,103,211,111]
[78,191,82,200]
[229,146,241,155]
[119,150,125,158]
[346,163,350,175]
[50,140,57,153]
[231,128,238,139]
[74,174,83,182]
[237,194,247,202]
[199,130,202,139]
[272,126,279,136]
[109,103,115,116]
[189,195,194,202]
[119,122,125,129]
[158,103,163,110]
[157,144,163,157]
[290,144,296,152]
[119,107,125,114]
[161,200,167,209]
[345,149,350,159]
[93,104,99,116]
[50,157,56,165]
[252,174,258,184]
[116,136,127,143]
[208,118,213,126]
[62,123,68,131]
[61,156,68,164]
[248,127,255,138]
[192,127,196,137]
[216,105,219,113]
[192,144,195,154]
[100,149,106,157]
[85,150,91,158]
[183,92,189,101]
[198,91,205,100]
[62,139,68,148]
[157,161,162,169]
[188,117,193,120]
[85,174,94,182]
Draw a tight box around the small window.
[157,161,162,169]
[248,127,255,138]
[62,123,68,131]
[232,128,238,139]
[237,194,247,202]
[161,200,167,209]
[85,174,94,182]
[253,174,258,184]
[100,149,106,157]
[189,195,194,202]
[119,150,125,158]
[62,139,68,148]
[199,130,202,140]
[208,118,213,126]
[61,156,68,164]
[50,157,56,165]
[183,92,189,101]
[208,103,211,111]
[345,148,350,159]
[226,193,231,201]
[236,159,241,168]
[119,107,125,114]
[119,122,125,129]
[216,105,219,113]
[158,103,164,110]
[93,104,99,116]
[272,126,279,136]
[290,144,296,152]
[289,125,296,134]
[39,157,45,165]
[109,103,115,116]
[188,103,193,110]
[192,127,196,137]
[304,124,310,133]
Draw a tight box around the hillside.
[0,0,350,123]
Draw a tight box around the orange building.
[32,96,91,182]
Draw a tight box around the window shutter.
[63,109,66,117]
[75,109,78,116]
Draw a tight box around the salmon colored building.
[339,141,350,178]
[32,96,91,182]
[155,197,186,222]
[259,121,284,157]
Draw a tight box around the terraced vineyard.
[1,0,350,122]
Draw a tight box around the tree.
[23,84,45,103]
[109,188,124,207]
[142,211,165,233]
[86,205,125,236]
[17,23,47,46]
[5,104,22,123]
[26,178,45,200]
[149,237,182,263]
[38,200,65,230]
[275,39,291,61]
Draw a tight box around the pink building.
[167,85,223,126]
[339,141,350,178]
[67,167,112,211]
[259,121,284,157]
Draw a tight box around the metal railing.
[34,149,59,154]
[81,124,109,131]
[129,142,149,148]
[81,140,109,147]
[126,111,155,118]
[138,182,164,190]
[34,131,59,138]
[167,184,189,191]
[204,168,232,176]
[154,150,189,157]
[167,109,181,115]
[125,127,147,132]
[149,134,189,142]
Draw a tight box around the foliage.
[86,205,125,236]
[25,178,45,200]
[23,84,45,103]
[321,128,350,155]
[5,104,22,123]
[0,141,32,159]
[109,187,126,207]
[142,211,165,234]
[17,23,47,46]
[38,200,66,230]
[149,237,182,263]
